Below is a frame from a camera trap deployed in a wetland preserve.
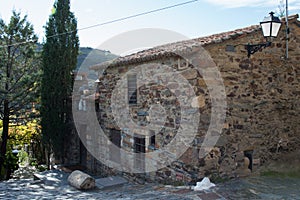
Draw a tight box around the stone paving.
[0,170,225,200]
[2,170,300,199]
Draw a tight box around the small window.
[150,135,155,146]
[148,134,156,151]
[95,101,100,112]
[127,74,137,105]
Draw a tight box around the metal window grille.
[127,74,137,105]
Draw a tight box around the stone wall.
[91,16,300,183]
[205,16,300,175]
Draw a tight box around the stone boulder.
[67,170,95,190]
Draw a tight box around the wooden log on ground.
[67,170,95,190]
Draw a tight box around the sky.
[0,0,299,54]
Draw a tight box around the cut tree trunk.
[67,170,95,190]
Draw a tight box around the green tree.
[0,11,40,179]
[41,0,79,164]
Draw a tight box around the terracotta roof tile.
[91,14,299,70]
[91,25,260,70]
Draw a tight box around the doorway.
[134,135,145,172]
[109,129,121,163]
[244,150,253,171]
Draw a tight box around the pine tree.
[0,11,40,179]
[41,0,79,164]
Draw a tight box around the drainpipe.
[285,0,289,59]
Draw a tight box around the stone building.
[69,14,300,183]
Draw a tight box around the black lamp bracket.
[245,41,271,58]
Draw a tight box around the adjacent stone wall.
[91,17,300,183]
[205,17,300,176]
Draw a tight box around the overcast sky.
[1,0,299,52]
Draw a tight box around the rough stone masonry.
[69,14,300,184]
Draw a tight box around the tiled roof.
[90,14,299,70]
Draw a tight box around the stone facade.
[72,15,300,183]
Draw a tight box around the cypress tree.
[41,0,79,163]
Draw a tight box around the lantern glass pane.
[261,22,271,37]
[271,22,281,37]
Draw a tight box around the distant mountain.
[36,45,117,80]
[76,47,118,80]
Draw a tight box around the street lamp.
[245,12,282,58]
[261,11,282,38]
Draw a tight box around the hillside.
[76,47,118,79]
[36,45,117,80]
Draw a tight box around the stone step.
[95,176,128,189]
[33,170,69,186]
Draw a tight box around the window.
[150,135,155,146]
[148,134,156,151]
[127,74,137,105]
[95,101,100,112]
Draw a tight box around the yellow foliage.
[0,120,41,147]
